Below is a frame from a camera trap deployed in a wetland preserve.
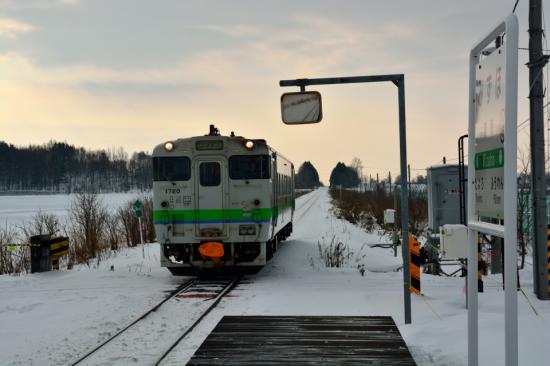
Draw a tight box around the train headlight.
[245,140,254,150]
[164,141,174,151]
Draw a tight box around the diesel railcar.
[152,125,294,275]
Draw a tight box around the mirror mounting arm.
[392,75,404,87]
[296,78,309,92]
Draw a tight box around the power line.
[517,100,550,131]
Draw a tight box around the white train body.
[152,128,294,274]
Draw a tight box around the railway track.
[294,188,321,222]
[154,276,241,366]
[67,193,314,365]
[68,276,241,366]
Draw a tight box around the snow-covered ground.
[0,192,146,228]
[0,188,548,365]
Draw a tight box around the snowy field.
[0,188,548,365]
[0,192,148,228]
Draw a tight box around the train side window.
[286,176,288,194]
[153,157,191,181]
[229,155,270,179]
[200,162,221,186]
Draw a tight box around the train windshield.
[229,155,270,179]
[153,157,191,181]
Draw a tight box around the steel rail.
[294,189,321,223]
[68,277,197,366]
[154,275,242,366]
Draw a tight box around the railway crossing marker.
[409,236,421,295]
[49,236,69,270]
[467,14,518,366]
[279,73,411,324]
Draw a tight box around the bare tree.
[350,157,364,175]
[517,149,532,269]
[19,211,61,242]
[68,192,108,265]
[0,223,29,274]
[105,212,124,251]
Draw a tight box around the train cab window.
[229,155,270,179]
[200,162,221,186]
[153,157,191,181]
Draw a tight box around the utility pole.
[528,0,550,300]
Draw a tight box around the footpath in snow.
[0,188,548,365]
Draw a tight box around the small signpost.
[134,199,145,258]
[467,14,518,366]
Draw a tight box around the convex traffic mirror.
[280,91,322,124]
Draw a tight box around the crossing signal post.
[134,200,145,258]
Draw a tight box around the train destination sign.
[473,42,506,221]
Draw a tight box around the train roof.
[152,131,293,167]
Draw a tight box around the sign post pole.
[139,216,144,258]
[467,14,518,366]
[134,200,144,259]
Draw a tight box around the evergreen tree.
[295,161,322,189]
[329,162,360,188]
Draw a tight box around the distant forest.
[0,141,152,193]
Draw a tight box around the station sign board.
[473,43,506,221]
[467,14,518,366]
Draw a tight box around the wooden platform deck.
[186,316,417,365]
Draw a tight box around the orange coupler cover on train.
[199,242,224,262]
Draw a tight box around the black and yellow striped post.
[409,236,421,295]
[49,237,69,270]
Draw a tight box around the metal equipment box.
[440,224,467,259]
[427,164,467,231]
[384,209,396,224]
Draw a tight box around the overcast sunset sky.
[0,0,543,182]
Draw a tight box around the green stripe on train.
[153,208,273,222]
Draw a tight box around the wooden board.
[187,316,417,365]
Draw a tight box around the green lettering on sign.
[475,147,504,170]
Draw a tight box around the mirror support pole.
[396,76,411,325]
[279,74,411,324]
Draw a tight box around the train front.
[152,130,273,275]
